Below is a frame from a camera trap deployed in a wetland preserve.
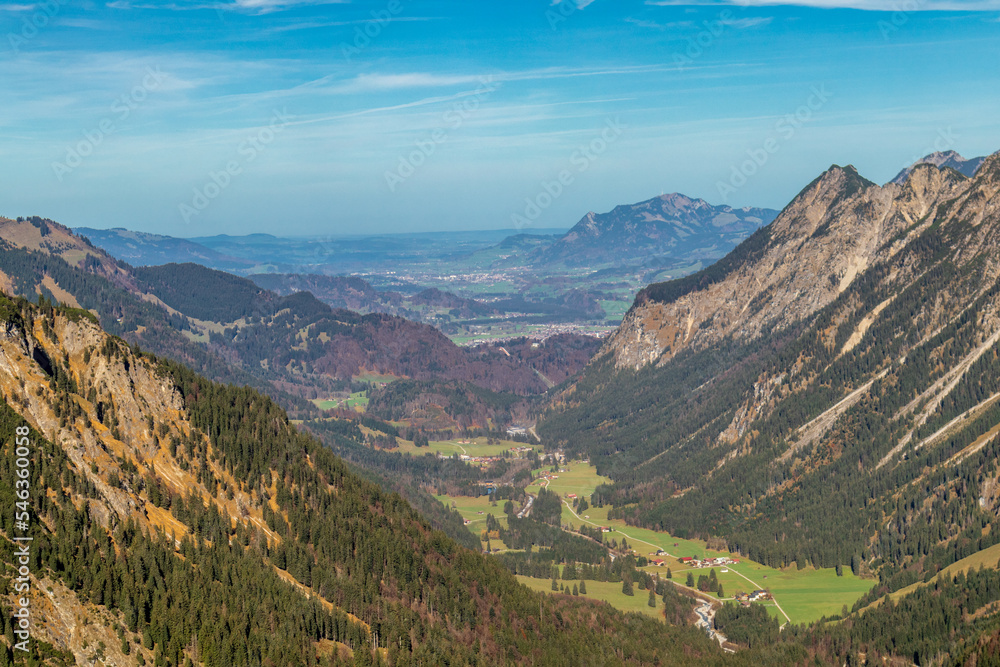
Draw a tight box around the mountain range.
[7,149,1000,664]
[78,193,777,288]
[541,147,1000,629]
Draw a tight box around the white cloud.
[646,0,1000,10]
[720,16,773,26]
[106,0,348,13]
[0,4,37,10]
[342,73,492,93]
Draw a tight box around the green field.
[877,540,1000,606]
[516,575,665,620]
[353,371,398,384]
[435,494,510,551]
[395,436,540,459]
[523,461,875,625]
[311,391,369,412]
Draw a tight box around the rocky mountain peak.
[890,150,988,185]
[537,193,778,268]
[604,158,966,370]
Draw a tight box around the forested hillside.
[0,292,768,666]
[539,154,1000,663]
[0,218,592,548]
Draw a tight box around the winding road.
[562,499,791,626]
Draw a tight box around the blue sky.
[1,0,999,237]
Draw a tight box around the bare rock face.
[604,162,976,371]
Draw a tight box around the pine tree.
[647,589,656,608]
[579,580,587,595]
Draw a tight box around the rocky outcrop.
[604,162,976,370]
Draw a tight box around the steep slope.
[890,149,987,184]
[535,193,778,268]
[0,294,735,666]
[607,163,966,369]
[540,151,1000,598]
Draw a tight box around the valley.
[436,457,873,626]
[8,2,1000,663]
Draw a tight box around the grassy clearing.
[879,541,1000,605]
[353,371,397,384]
[516,576,665,620]
[395,436,539,459]
[311,391,369,412]
[435,494,510,551]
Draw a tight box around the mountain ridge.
[889,149,988,185]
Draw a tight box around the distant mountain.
[0,219,601,406]
[75,226,252,270]
[890,149,987,184]
[530,193,778,268]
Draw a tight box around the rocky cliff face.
[0,303,280,664]
[605,161,979,370]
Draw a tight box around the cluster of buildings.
[736,590,772,605]
[677,556,740,569]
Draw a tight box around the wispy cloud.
[0,4,36,10]
[646,0,1000,10]
[106,0,348,14]
[341,73,492,93]
[263,17,439,33]
[625,17,695,28]
[721,16,773,26]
